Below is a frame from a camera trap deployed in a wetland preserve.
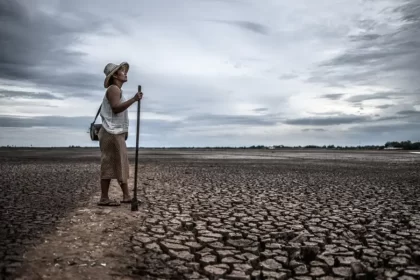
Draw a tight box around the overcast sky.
[0,0,419,147]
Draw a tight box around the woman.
[97,61,143,206]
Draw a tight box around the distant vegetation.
[1,141,419,150]
[196,140,420,150]
[383,141,420,150]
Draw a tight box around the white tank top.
[100,86,129,134]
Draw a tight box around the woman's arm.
[106,86,138,114]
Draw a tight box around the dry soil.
[0,148,419,280]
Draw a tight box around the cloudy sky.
[0,0,419,147]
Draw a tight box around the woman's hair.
[109,76,115,86]
[109,71,120,85]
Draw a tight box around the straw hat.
[103,62,129,88]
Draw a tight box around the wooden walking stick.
[131,85,142,211]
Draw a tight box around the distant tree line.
[198,141,420,150]
[384,141,420,150]
[1,141,419,150]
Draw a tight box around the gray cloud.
[0,0,110,94]
[394,0,420,22]
[0,90,63,100]
[0,114,180,138]
[319,91,414,107]
[10,111,398,134]
[334,121,420,145]
[283,113,412,127]
[352,122,419,134]
[307,70,378,88]
[284,115,368,126]
[253,108,268,112]
[0,112,282,135]
[186,113,280,126]
[308,111,346,116]
[345,92,401,103]
[129,119,182,136]
[320,93,344,100]
[321,48,409,68]
[0,115,92,129]
[208,20,269,35]
[397,110,420,117]
[349,33,381,42]
[0,112,283,147]
[308,0,420,93]
[376,104,393,109]
[278,73,298,80]
[0,0,419,148]
[302,128,326,132]
[198,0,244,3]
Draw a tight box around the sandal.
[97,199,121,207]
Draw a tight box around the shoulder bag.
[89,105,102,141]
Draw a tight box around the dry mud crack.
[1,149,420,280]
[128,158,420,280]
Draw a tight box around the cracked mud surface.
[129,154,420,280]
[0,148,419,279]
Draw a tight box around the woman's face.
[114,67,128,83]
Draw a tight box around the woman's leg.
[119,181,131,202]
[119,133,131,202]
[97,127,120,206]
[100,179,111,201]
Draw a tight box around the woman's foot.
[97,198,121,207]
[120,195,132,203]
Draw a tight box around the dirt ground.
[1,148,420,280]
[16,165,147,280]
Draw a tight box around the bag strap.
[92,86,122,124]
[92,105,101,124]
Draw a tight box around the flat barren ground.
[0,148,419,280]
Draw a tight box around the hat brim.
[104,62,129,88]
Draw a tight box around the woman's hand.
[133,91,143,101]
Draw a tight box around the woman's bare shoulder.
[106,85,121,99]
[106,84,121,92]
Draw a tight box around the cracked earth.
[1,149,419,280]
